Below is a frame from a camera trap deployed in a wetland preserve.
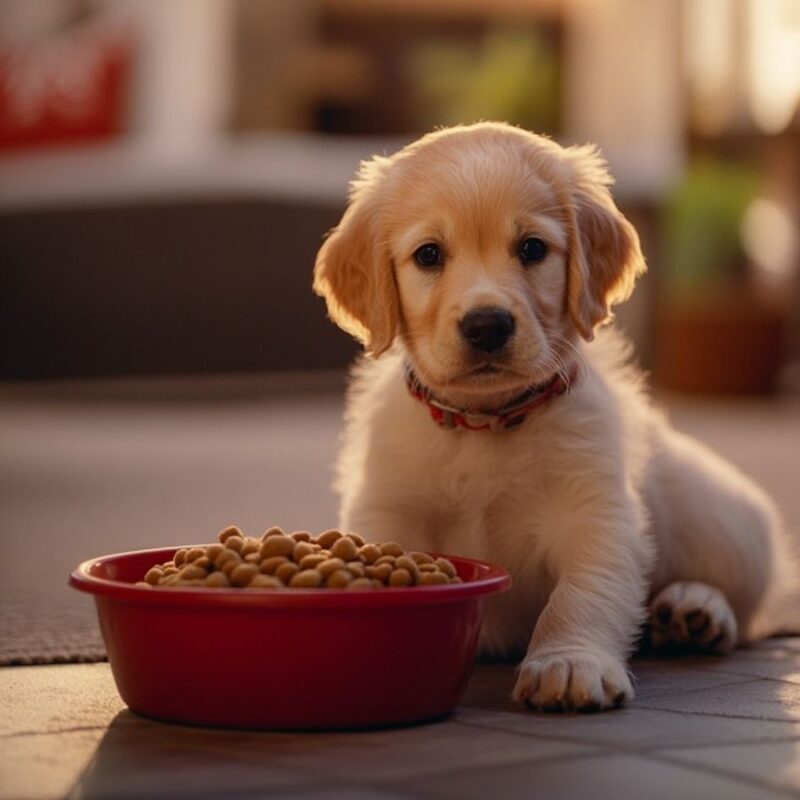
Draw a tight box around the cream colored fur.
[314,122,797,712]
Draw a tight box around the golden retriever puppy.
[313,122,797,712]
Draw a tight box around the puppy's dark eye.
[519,237,548,265]
[413,243,443,269]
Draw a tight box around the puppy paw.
[512,649,632,713]
[648,581,737,654]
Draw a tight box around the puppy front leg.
[513,510,651,712]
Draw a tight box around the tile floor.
[4,642,800,799]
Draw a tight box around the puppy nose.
[459,307,515,353]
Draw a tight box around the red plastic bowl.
[70,546,510,729]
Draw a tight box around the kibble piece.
[261,525,285,541]
[241,539,260,557]
[331,536,358,561]
[326,569,353,588]
[205,543,223,561]
[299,553,329,570]
[348,532,366,547]
[134,581,152,588]
[187,547,205,562]
[260,535,295,559]
[180,564,206,581]
[358,543,381,564]
[419,571,449,585]
[216,548,241,569]
[292,541,315,564]
[419,563,438,573]
[317,529,342,549]
[275,561,300,583]
[435,557,457,578]
[230,563,259,587]
[173,548,189,567]
[290,530,313,543]
[365,563,392,582]
[374,555,396,568]
[345,561,366,578]
[205,571,231,587]
[221,554,244,576]
[317,557,346,578]
[218,525,244,543]
[246,574,282,589]
[389,568,413,587]
[144,567,163,586]
[289,569,323,588]
[395,556,420,580]
[379,541,404,557]
[409,551,434,565]
[259,555,288,574]
[162,566,178,577]
[244,552,261,564]
[225,535,244,552]
[346,577,373,590]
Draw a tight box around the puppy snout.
[459,307,515,354]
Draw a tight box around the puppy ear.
[564,145,646,340]
[313,157,398,356]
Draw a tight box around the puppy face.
[314,123,645,407]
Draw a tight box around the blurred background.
[1,0,799,663]
[1,0,799,387]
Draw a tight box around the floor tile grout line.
[635,702,800,724]
[452,714,800,757]
[630,675,767,701]
[640,749,800,799]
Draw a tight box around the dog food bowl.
[70,546,510,729]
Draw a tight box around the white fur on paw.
[649,581,737,654]
[512,649,633,713]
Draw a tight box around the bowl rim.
[69,545,512,609]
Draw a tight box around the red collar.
[405,364,578,432]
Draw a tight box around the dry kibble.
[259,555,288,574]
[205,571,230,587]
[292,541,315,563]
[317,557,346,578]
[134,581,151,588]
[345,561,366,578]
[142,527,467,592]
[331,536,359,561]
[299,553,330,571]
[230,563,259,587]
[218,525,243,543]
[326,569,353,588]
[358,544,381,564]
[241,539,260,557]
[260,535,295,559]
[395,556,420,579]
[389,568,413,587]
[275,561,300,583]
[365,563,392,582]
[180,564,206,580]
[289,569,324,588]
[206,543,224,561]
[144,567,163,585]
[419,571,449,585]
[347,577,373,590]
[435,558,457,578]
[246,574,282,589]
[317,529,342,549]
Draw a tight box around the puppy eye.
[413,243,443,269]
[519,237,548,265]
